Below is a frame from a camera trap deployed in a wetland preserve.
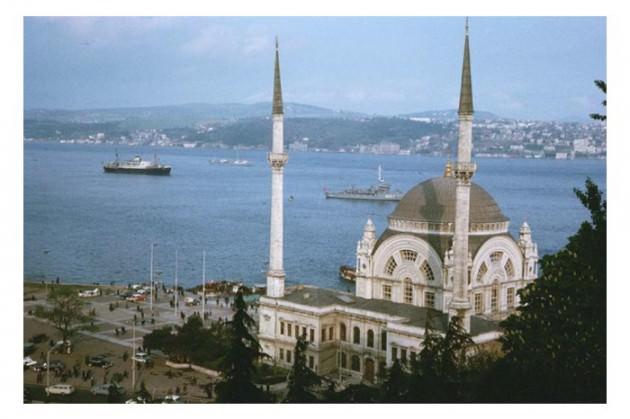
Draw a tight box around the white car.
[78,288,100,297]
[23,356,37,368]
[45,384,75,396]
[132,352,151,364]
[162,394,182,403]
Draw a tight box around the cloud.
[180,24,272,58]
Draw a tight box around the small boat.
[339,265,357,282]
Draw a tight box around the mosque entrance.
[364,358,375,383]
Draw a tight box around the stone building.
[258,23,538,384]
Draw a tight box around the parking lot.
[23,281,250,403]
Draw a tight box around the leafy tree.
[215,288,268,403]
[285,335,321,403]
[33,286,95,342]
[589,80,607,121]
[498,178,606,402]
[380,359,409,402]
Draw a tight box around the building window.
[382,284,392,301]
[381,331,387,351]
[341,352,347,368]
[474,292,483,314]
[340,323,346,341]
[507,287,515,308]
[400,249,417,262]
[410,351,416,363]
[309,328,314,343]
[403,279,413,304]
[287,323,292,337]
[384,256,398,275]
[329,327,334,341]
[504,259,515,279]
[425,291,435,308]
[401,349,407,364]
[476,262,488,283]
[491,287,499,312]
[302,326,307,337]
[367,329,374,348]
[353,326,361,345]
[321,328,326,343]
[392,347,398,361]
[287,350,292,364]
[420,260,435,281]
[280,321,285,335]
[351,355,360,372]
[490,251,503,264]
[308,356,314,369]
[279,348,284,360]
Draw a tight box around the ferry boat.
[339,265,357,282]
[103,152,171,175]
[324,165,403,201]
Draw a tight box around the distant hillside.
[24,102,364,129]
[399,109,504,121]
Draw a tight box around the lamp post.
[131,321,136,395]
[46,341,63,391]
[174,249,178,318]
[149,243,157,313]
[202,250,206,324]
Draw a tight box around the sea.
[24,142,606,291]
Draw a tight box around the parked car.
[132,352,151,364]
[23,356,37,368]
[34,360,65,373]
[45,384,75,396]
[126,294,146,302]
[125,396,148,404]
[52,340,72,354]
[161,394,182,403]
[78,288,100,298]
[91,383,123,396]
[184,297,199,306]
[87,356,112,368]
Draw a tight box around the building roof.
[278,286,499,336]
[390,177,508,225]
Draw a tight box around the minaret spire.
[449,18,476,331]
[458,17,473,116]
[266,36,288,298]
[273,36,283,115]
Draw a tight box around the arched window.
[476,262,488,283]
[351,355,361,372]
[384,257,398,275]
[504,259,515,279]
[353,326,360,345]
[400,249,417,262]
[403,279,413,304]
[490,251,503,264]
[340,322,347,341]
[420,260,434,281]
[367,329,374,348]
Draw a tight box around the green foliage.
[497,178,606,402]
[284,335,321,403]
[589,80,607,121]
[380,359,409,402]
[215,288,269,403]
[143,314,229,367]
[33,286,95,342]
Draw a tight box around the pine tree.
[380,359,409,402]
[215,288,268,403]
[589,80,607,121]
[284,335,321,403]
[498,178,606,402]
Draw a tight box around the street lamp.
[174,249,178,318]
[202,250,206,324]
[149,243,158,312]
[46,341,63,391]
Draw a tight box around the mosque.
[257,23,538,384]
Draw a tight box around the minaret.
[266,37,288,298]
[449,18,475,330]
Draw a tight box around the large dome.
[390,177,508,225]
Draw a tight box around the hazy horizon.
[24,16,606,121]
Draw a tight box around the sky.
[23,16,606,121]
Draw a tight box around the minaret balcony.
[268,152,289,169]
[454,161,476,181]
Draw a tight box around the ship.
[324,165,403,201]
[103,151,171,175]
[339,265,357,282]
[208,158,252,166]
